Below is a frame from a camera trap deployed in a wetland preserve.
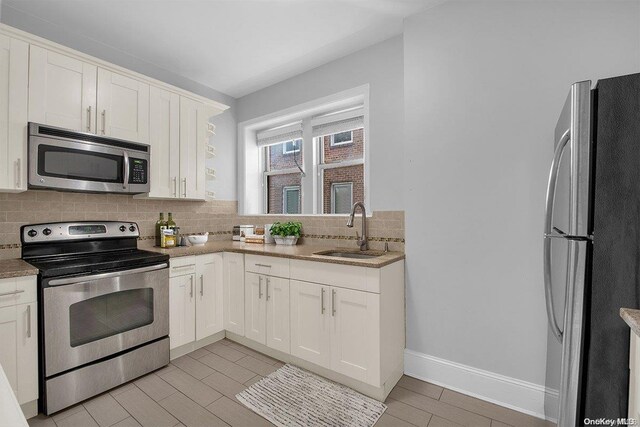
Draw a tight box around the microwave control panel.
[129,158,148,184]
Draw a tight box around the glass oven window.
[69,288,154,347]
[38,145,123,183]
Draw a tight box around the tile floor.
[28,339,553,427]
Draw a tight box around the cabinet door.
[0,36,28,192]
[169,274,195,349]
[266,276,290,353]
[330,287,380,385]
[148,86,180,198]
[244,272,266,345]
[0,305,18,397]
[179,97,207,200]
[17,302,37,404]
[290,280,330,368]
[223,252,245,336]
[196,254,223,340]
[29,45,97,133]
[97,68,149,143]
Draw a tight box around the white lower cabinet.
[169,254,223,349]
[245,272,290,353]
[223,252,245,335]
[290,280,331,368]
[0,276,38,405]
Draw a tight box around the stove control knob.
[42,228,52,236]
[27,229,37,238]
[129,225,136,232]
[119,225,126,232]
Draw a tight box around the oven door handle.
[48,263,168,287]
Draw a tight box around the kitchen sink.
[314,250,385,259]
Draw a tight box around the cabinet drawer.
[0,276,37,308]
[170,256,196,277]
[290,260,380,293]
[245,255,290,278]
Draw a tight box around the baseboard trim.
[403,349,558,422]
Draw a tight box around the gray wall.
[237,36,404,212]
[0,3,238,200]
[404,0,640,385]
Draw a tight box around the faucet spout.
[346,202,368,251]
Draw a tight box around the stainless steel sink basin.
[314,250,384,259]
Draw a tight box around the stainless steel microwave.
[28,122,150,194]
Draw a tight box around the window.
[283,186,301,214]
[331,182,353,214]
[331,131,353,146]
[282,140,301,154]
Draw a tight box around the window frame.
[282,185,301,214]
[331,182,353,214]
[263,140,304,214]
[330,130,353,147]
[282,139,301,154]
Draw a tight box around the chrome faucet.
[347,201,368,251]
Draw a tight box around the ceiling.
[2,0,443,98]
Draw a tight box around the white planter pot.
[274,236,298,245]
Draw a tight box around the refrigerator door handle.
[544,128,571,343]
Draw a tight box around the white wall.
[0,3,238,200]
[237,36,404,212]
[404,0,640,393]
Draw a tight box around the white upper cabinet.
[28,45,97,133]
[148,86,180,198]
[0,35,28,193]
[97,68,149,143]
[179,96,208,200]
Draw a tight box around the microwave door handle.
[122,151,129,190]
[543,128,571,343]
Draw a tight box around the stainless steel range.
[21,221,170,414]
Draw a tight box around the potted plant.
[269,221,302,245]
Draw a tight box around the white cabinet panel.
[266,276,290,353]
[245,255,290,279]
[196,254,223,340]
[17,302,37,404]
[0,35,28,192]
[290,280,330,368]
[0,305,18,397]
[169,274,195,349]
[244,272,266,345]
[97,68,149,143]
[29,45,97,133]
[148,86,180,198]
[331,287,380,385]
[223,252,245,335]
[179,97,207,200]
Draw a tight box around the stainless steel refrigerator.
[544,73,640,426]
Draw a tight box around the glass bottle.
[155,213,165,247]
[167,212,176,231]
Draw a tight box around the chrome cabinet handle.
[258,276,263,299]
[173,177,177,197]
[331,289,336,316]
[0,289,25,297]
[26,305,31,338]
[321,288,325,314]
[255,263,272,268]
[543,128,571,343]
[266,277,270,301]
[190,275,194,298]
[15,158,20,188]
[182,178,187,197]
[101,110,106,134]
[123,151,129,190]
[86,106,92,131]
[200,274,204,296]
[172,264,195,270]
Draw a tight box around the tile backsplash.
[0,190,404,260]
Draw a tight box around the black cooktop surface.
[26,249,169,279]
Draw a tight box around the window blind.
[311,107,364,138]
[256,122,303,147]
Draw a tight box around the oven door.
[42,263,169,377]
[29,135,149,194]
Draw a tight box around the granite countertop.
[142,241,405,268]
[621,308,640,337]
[0,259,39,279]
